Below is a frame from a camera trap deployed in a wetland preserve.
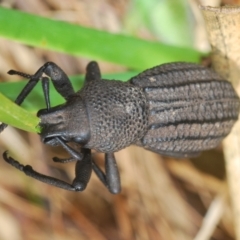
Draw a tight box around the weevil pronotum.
[0,61,239,194]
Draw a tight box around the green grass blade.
[0,92,40,132]
[0,7,203,69]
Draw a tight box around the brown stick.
[201,5,240,239]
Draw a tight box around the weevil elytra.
[0,61,239,194]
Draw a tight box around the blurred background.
[0,0,239,239]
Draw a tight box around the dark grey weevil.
[0,61,239,194]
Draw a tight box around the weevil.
[0,61,239,194]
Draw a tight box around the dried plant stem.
[194,192,226,240]
[201,6,240,239]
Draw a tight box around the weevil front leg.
[3,148,92,191]
[92,153,121,194]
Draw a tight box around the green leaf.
[0,92,40,133]
[0,7,203,69]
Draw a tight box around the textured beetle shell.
[130,62,240,157]
[80,79,149,152]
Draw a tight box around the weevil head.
[38,95,90,146]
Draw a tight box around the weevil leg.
[92,160,107,185]
[3,149,92,191]
[105,153,121,194]
[55,137,83,160]
[7,62,74,105]
[72,148,92,191]
[85,61,101,82]
[41,77,50,110]
[40,62,75,100]
[92,153,121,194]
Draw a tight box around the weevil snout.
[38,96,90,146]
[38,107,68,146]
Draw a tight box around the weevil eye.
[73,134,90,145]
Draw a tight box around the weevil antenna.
[8,70,32,79]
